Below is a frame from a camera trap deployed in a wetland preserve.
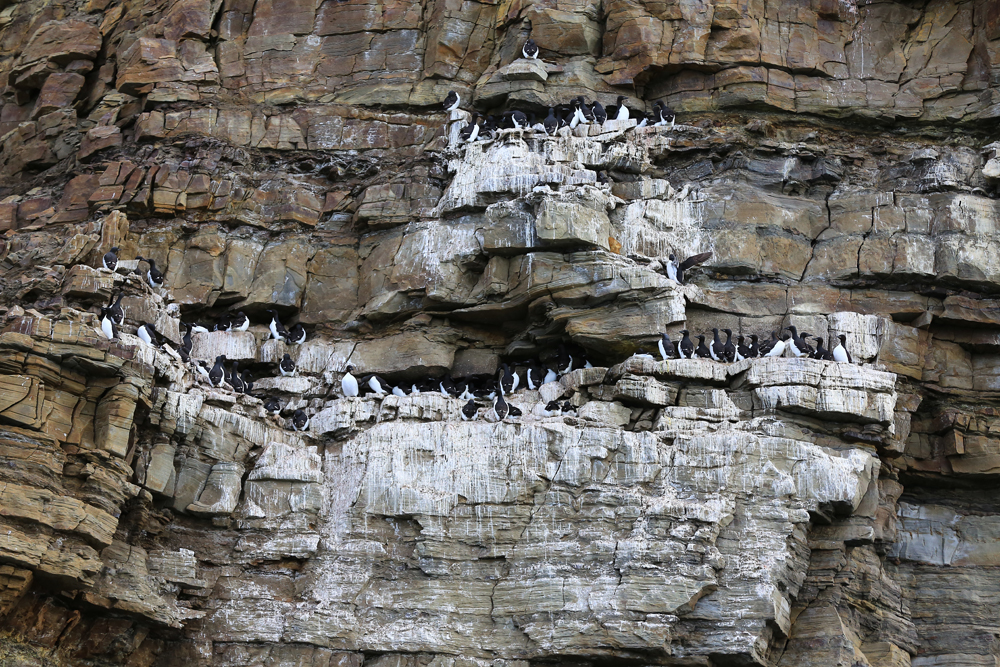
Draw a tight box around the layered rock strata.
[1,0,1000,666]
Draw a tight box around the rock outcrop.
[1,0,1000,666]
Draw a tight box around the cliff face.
[1,0,1000,666]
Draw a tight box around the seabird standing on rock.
[748,334,760,358]
[498,363,515,395]
[137,322,159,347]
[180,323,194,357]
[556,343,573,375]
[209,355,227,387]
[230,311,249,332]
[678,330,695,359]
[190,323,210,334]
[103,247,119,271]
[522,38,539,59]
[287,323,306,345]
[811,337,830,360]
[736,335,750,361]
[695,335,711,359]
[592,100,607,125]
[215,314,231,332]
[578,97,595,123]
[510,110,528,129]
[543,367,558,384]
[461,399,478,421]
[540,400,562,418]
[666,252,713,285]
[460,113,481,143]
[135,257,164,288]
[107,292,125,325]
[764,333,788,358]
[194,360,211,381]
[657,102,676,127]
[543,108,558,135]
[785,326,811,358]
[491,386,510,421]
[266,309,288,341]
[614,95,629,121]
[525,364,544,390]
[832,335,852,363]
[99,307,117,340]
[368,375,390,396]
[723,329,737,362]
[342,365,359,397]
[658,333,676,361]
[443,90,460,112]
[241,370,254,393]
[229,361,244,393]
[291,409,310,431]
[710,328,725,362]
[264,398,281,415]
[279,353,296,376]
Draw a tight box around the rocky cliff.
[1,0,1000,666]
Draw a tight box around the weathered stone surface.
[3,1,1000,664]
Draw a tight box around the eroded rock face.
[1,0,1000,666]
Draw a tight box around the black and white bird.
[189,323,210,334]
[678,330,695,359]
[99,307,117,340]
[241,370,254,393]
[214,314,231,332]
[341,365,359,397]
[368,375,391,396]
[540,400,562,418]
[657,102,676,127]
[291,409,310,431]
[137,322,159,347]
[832,334,852,363]
[658,333,675,361]
[498,363,517,395]
[666,252,713,284]
[543,108,559,135]
[135,256,164,288]
[695,335,711,360]
[229,361,244,393]
[736,335,750,361]
[443,90,460,112]
[279,353,295,376]
[812,337,831,361]
[209,355,227,387]
[230,311,250,332]
[543,367,558,384]
[287,323,306,345]
[460,113,481,142]
[107,292,125,325]
[102,247,119,271]
[194,360,211,381]
[592,100,607,125]
[525,365,544,390]
[180,322,194,357]
[785,326,811,358]
[722,329,737,362]
[763,333,788,358]
[710,329,725,362]
[578,97,595,123]
[613,95,629,121]
[748,334,760,358]
[491,387,509,421]
[556,343,573,375]
[522,38,539,59]
[510,110,528,129]
[266,310,288,341]
[264,398,282,415]
[461,399,478,421]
